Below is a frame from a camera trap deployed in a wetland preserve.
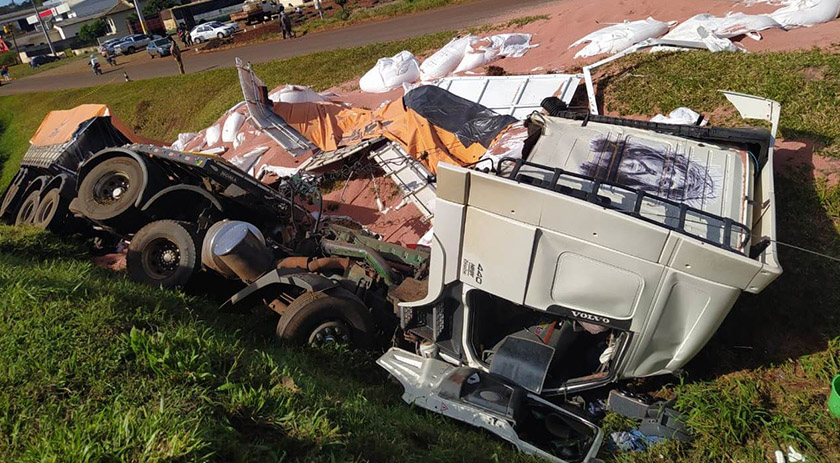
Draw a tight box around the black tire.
[77,156,144,222]
[127,46,135,54]
[127,220,199,289]
[217,32,225,39]
[194,37,202,44]
[14,190,40,226]
[32,187,69,231]
[276,288,374,348]
[149,53,155,59]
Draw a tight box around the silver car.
[114,34,159,55]
[146,38,172,58]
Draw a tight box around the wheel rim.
[35,197,55,225]
[308,320,352,346]
[18,198,36,224]
[92,171,131,206]
[141,238,181,280]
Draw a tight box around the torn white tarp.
[268,85,328,103]
[570,17,673,58]
[653,14,740,52]
[359,50,421,93]
[770,0,840,28]
[229,146,269,175]
[650,107,707,126]
[420,36,473,81]
[454,33,537,73]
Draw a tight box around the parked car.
[114,34,160,55]
[28,54,59,68]
[98,37,123,56]
[146,37,172,58]
[189,21,238,43]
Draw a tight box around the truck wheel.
[276,288,374,348]
[14,190,40,225]
[77,157,144,221]
[33,187,68,231]
[0,184,20,221]
[127,220,199,289]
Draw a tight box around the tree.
[335,0,350,20]
[143,0,178,17]
[78,18,107,43]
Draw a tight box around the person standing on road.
[170,39,185,75]
[279,10,294,39]
[314,0,323,18]
[1,65,9,81]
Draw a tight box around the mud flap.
[377,348,603,463]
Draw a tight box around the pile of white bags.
[419,36,472,81]
[770,0,840,28]
[453,33,536,73]
[359,50,421,93]
[379,33,538,87]
[569,17,673,59]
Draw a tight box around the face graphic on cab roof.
[579,135,719,207]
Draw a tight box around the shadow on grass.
[690,147,840,379]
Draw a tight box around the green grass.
[297,0,470,35]
[0,225,538,462]
[2,34,840,463]
[601,48,840,156]
[0,31,453,189]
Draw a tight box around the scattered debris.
[650,107,707,126]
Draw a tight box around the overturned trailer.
[0,61,782,462]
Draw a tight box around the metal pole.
[32,2,56,55]
[9,27,21,64]
[133,0,148,34]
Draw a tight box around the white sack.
[770,0,840,28]
[570,17,672,59]
[170,132,197,151]
[712,12,781,39]
[359,50,421,93]
[419,36,472,81]
[233,132,246,150]
[268,85,328,103]
[222,112,245,143]
[650,107,707,126]
[454,33,537,73]
[205,124,221,147]
[653,14,739,52]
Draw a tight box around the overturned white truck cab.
[378,94,782,462]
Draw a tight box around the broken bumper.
[377,347,603,463]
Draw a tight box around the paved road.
[0,0,558,95]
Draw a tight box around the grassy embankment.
[1,33,840,462]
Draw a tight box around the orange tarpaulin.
[29,104,165,147]
[29,104,111,147]
[273,100,494,174]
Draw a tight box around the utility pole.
[32,1,56,55]
[132,0,148,35]
[3,25,22,64]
